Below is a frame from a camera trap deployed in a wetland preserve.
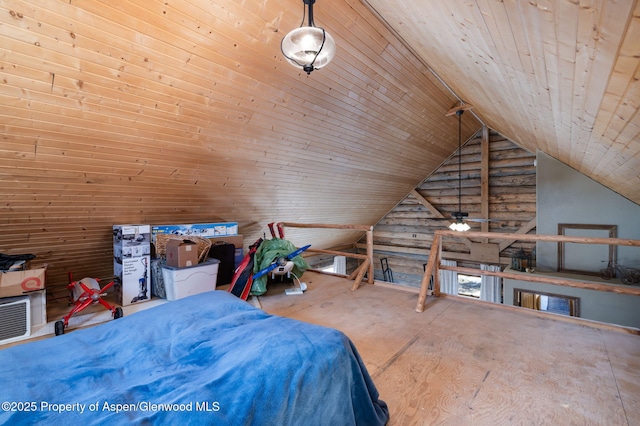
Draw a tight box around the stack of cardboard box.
[113,224,151,306]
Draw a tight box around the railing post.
[416,234,440,312]
[366,227,374,284]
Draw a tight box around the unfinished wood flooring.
[259,272,640,426]
[3,271,639,424]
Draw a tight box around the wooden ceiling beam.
[410,189,472,249]
[498,218,538,251]
[445,103,475,116]
[480,126,490,239]
[410,189,446,218]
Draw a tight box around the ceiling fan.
[435,104,498,231]
[448,107,472,231]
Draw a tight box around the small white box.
[161,259,220,301]
[28,290,46,327]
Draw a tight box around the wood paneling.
[364,0,640,205]
[0,0,474,288]
[370,131,536,286]
[0,0,638,290]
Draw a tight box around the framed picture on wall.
[557,224,617,276]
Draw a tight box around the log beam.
[442,264,640,297]
[351,258,371,291]
[416,230,640,312]
[279,222,375,288]
[416,234,441,312]
[480,126,490,238]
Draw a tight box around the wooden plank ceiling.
[0,0,638,285]
[364,0,640,203]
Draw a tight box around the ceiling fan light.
[449,221,471,232]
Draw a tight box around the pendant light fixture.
[281,0,336,75]
[449,109,471,232]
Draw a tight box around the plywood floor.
[258,272,640,426]
[4,271,640,425]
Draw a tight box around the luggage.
[208,242,236,285]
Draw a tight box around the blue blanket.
[0,291,388,425]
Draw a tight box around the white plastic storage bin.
[160,258,220,301]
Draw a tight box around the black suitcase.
[209,242,236,285]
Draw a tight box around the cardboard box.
[151,222,238,243]
[114,256,151,306]
[0,267,46,298]
[166,239,199,268]
[113,224,152,306]
[161,259,219,301]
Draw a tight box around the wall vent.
[0,296,31,345]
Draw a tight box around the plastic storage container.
[160,258,220,301]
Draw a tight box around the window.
[458,274,481,298]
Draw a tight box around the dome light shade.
[281,27,335,73]
[281,0,335,74]
[449,221,471,232]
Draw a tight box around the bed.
[0,290,389,425]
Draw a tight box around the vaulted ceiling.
[0,0,638,283]
[365,0,640,204]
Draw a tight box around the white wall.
[536,151,640,272]
[504,274,640,328]
[528,151,640,326]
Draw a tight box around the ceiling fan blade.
[467,218,502,223]
[425,216,503,223]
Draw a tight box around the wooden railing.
[416,230,640,312]
[278,222,374,291]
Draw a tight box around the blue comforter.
[0,291,388,425]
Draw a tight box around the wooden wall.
[3,0,635,298]
[0,0,476,294]
[362,130,537,287]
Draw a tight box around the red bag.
[227,238,263,300]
